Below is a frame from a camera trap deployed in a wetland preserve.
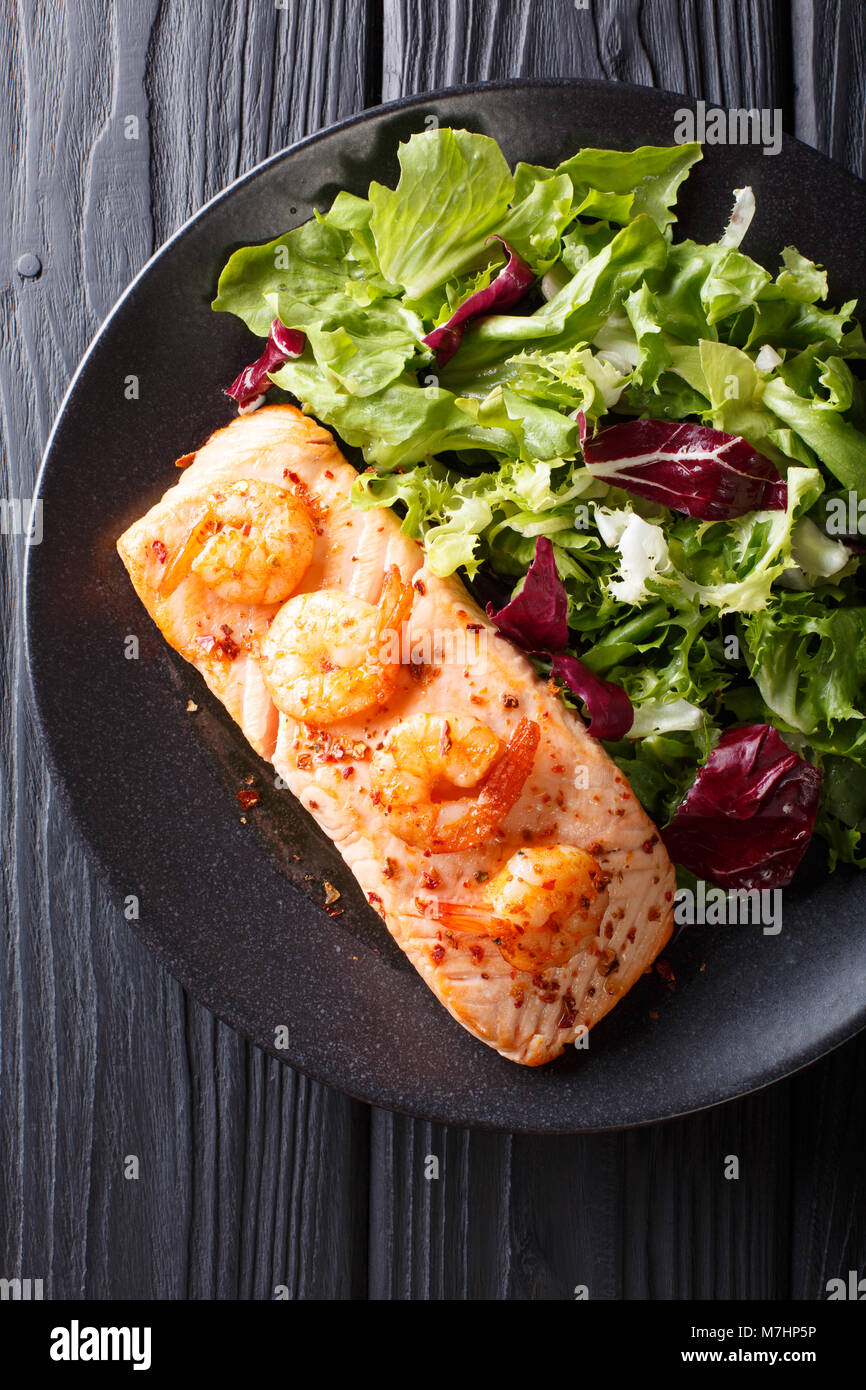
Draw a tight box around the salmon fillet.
[118,404,674,1066]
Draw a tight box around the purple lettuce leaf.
[583,418,788,520]
[662,723,822,890]
[423,236,535,368]
[550,653,636,742]
[485,536,568,650]
[226,318,306,410]
[486,536,634,740]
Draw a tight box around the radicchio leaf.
[550,653,635,742]
[583,419,788,520]
[226,318,306,410]
[485,536,568,650]
[423,236,535,368]
[486,536,634,740]
[662,723,822,890]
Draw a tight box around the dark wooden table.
[3,0,866,1301]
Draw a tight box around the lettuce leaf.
[441,215,668,377]
[742,593,866,734]
[552,142,702,232]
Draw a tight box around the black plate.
[26,80,866,1132]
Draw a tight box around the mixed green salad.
[213,127,866,888]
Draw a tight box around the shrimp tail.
[159,511,213,597]
[432,902,514,936]
[424,902,529,972]
[371,565,413,701]
[430,717,540,853]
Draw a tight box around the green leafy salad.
[213,127,866,889]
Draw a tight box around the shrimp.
[433,844,609,972]
[159,479,316,606]
[261,565,413,725]
[370,713,540,853]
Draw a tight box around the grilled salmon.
[118,404,675,1065]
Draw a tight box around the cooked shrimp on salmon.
[160,478,317,606]
[369,712,540,853]
[432,845,609,972]
[261,566,413,725]
[117,404,676,1067]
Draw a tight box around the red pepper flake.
[174,451,196,469]
[413,578,426,595]
[324,470,334,480]
[281,469,326,522]
[469,944,485,962]
[341,765,354,780]
[431,944,445,964]
[197,632,240,661]
[648,905,660,921]
[500,693,519,709]
[151,538,168,564]
[642,835,659,853]
[466,622,483,633]
[236,788,260,810]
[297,753,313,771]
[655,958,676,983]
[383,858,398,879]
[422,869,440,890]
[367,892,386,919]
[558,992,577,1029]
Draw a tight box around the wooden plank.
[368,0,806,1304]
[789,1037,866,1299]
[0,0,371,1300]
[786,0,866,1302]
[381,0,787,106]
[369,1093,792,1300]
[791,0,866,178]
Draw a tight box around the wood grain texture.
[2,0,866,1304]
[381,0,788,105]
[372,0,866,1303]
[791,0,866,178]
[0,0,371,1301]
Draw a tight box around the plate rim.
[23,77,866,1133]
